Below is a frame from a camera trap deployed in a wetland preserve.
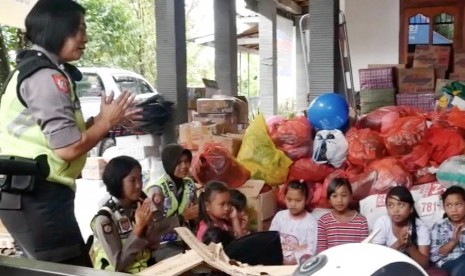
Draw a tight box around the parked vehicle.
[76,67,158,155]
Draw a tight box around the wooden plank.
[174,227,297,276]
[138,250,203,276]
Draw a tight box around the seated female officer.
[91,156,161,273]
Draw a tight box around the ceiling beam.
[275,0,302,14]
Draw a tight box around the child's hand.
[229,206,238,220]
[134,199,153,237]
[453,223,464,242]
[183,203,199,221]
[399,227,410,247]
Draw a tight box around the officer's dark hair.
[25,0,86,55]
[103,156,142,199]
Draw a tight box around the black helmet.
[135,94,174,135]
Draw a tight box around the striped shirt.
[317,211,369,253]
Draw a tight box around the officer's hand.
[134,199,153,237]
[97,90,136,129]
[182,203,199,221]
[121,106,143,129]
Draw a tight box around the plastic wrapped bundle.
[237,114,292,186]
[191,143,250,188]
[355,106,419,133]
[268,116,313,160]
[437,155,465,188]
[346,127,387,168]
[383,116,430,171]
[134,94,174,135]
[287,158,335,184]
[313,130,348,168]
[368,157,413,195]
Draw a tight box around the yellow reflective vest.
[0,69,86,190]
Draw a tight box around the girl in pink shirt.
[196,181,242,241]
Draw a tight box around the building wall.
[342,0,400,91]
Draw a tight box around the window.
[433,13,454,45]
[113,75,139,95]
[75,73,105,97]
[138,79,155,94]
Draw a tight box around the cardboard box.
[368,64,406,91]
[396,93,435,112]
[210,134,243,157]
[398,68,435,93]
[196,98,235,114]
[237,180,278,232]
[453,50,465,74]
[450,72,465,81]
[233,96,249,124]
[359,67,394,90]
[81,157,107,180]
[413,45,451,70]
[178,122,217,151]
[192,112,237,133]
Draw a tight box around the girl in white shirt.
[269,180,317,265]
[372,186,430,269]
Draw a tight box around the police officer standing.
[0,0,138,267]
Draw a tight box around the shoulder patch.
[101,222,114,235]
[51,74,70,93]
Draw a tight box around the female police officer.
[0,0,138,267]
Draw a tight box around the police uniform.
[0,45,90,265]
[145,174,197,239]
[91,196,175,273]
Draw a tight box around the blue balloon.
[307,93,349,130]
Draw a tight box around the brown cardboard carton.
[81,157,107,180]
[211,134,243,157]
[450,72,465,81]
[398,68,435,93]
[237,180,278,232]
[413,45,451,70]
[454,50,465,74]
[178,123,213,151]
[197,98,235,114]
[192,112,237,133]
[234,96,249,124]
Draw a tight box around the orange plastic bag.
[449,106,465,130]
[346,127,387,168]
[268,116,313,160]
[191,142,250,188]
[287,158,335,184]
[383,116,430,170]
[355,106,419,133]
[427,125,465,164]
[367,157,413,195]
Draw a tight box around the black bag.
[0,156,46,193]
[224,231,283,266]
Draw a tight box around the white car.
[75,67,158,155]
[76,67,158,121]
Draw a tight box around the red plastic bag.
[427,125,465,164]
[346,127,387,167]
[268,116,313,160]
[349,169,378,201]
[368,157,413,195]
[355,106,419,133]
[383,116,430,170]
[191,142,250,188]
[413,162,438,185]
[287,158,335,184]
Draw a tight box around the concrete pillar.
[214,0,237,96]
[258,0,277,117]
[155,0,187,146]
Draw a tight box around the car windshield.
[76,73,105,97]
